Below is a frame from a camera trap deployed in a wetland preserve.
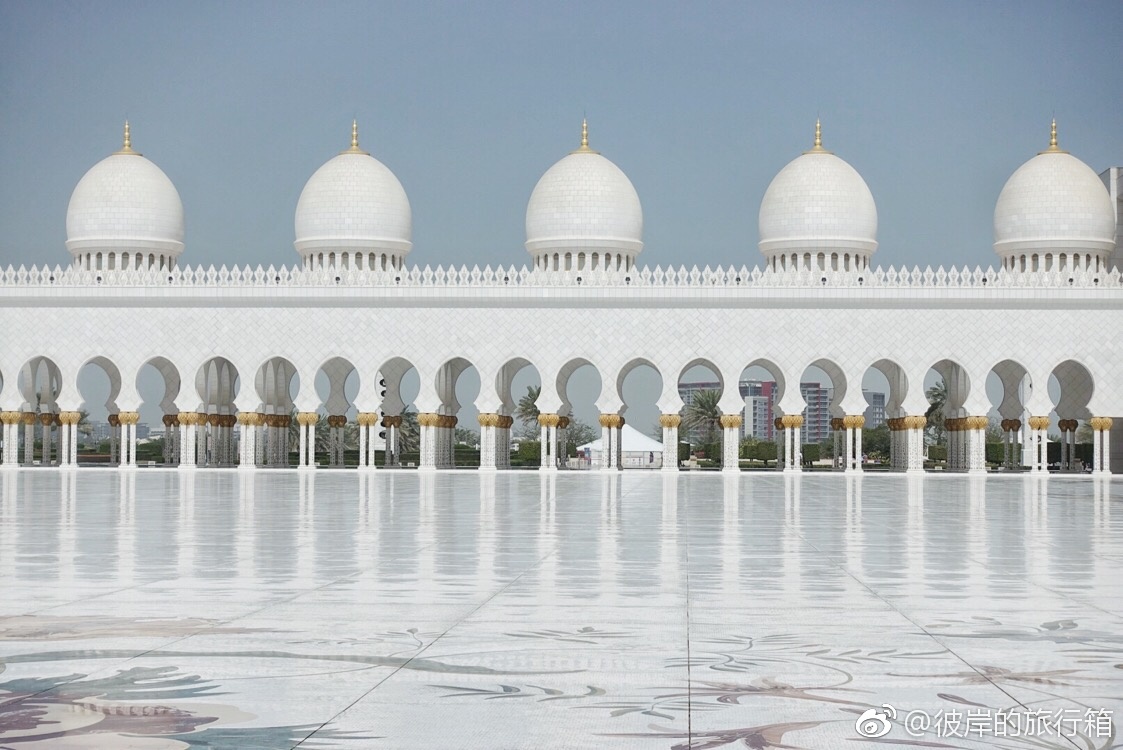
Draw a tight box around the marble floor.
[0,470,1120,749]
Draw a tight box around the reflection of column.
[117,471,137,583]
[177,470,196,578]
[720,414,742,473]
[660,414,680,472]
[1090,417,1112,475]
[660,473,678,587]
[722,474,740,596]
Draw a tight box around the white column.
[661,415,680,472]
[615,420,624,470]
[1091,418,1112,475]
[358,420,368,468]
[721,415,741,473]
[598,416,612,469]
[418,414,437,470]
[539,419,550,469]
[22,418,35,465]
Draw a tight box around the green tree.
[398,409,420,453]
[565,419,598,453]
[1076,421,1093,442]
[515,385,541,429]
[682,389,721,447]
[862,425,891,462]
[925,380,947,445]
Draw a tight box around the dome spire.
[803,118,831,154]
[114,120,139,155]
[342,119,369,155]
[1039,117,1068,154]
[571,117,599,154]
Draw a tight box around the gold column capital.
[659,414,682,428]
[719,414,743,429]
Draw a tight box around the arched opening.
[314,356,360,467]
[76,356,122,466]
[615,358,663,469]
[17,357,62,466]
[863,359,909,471]
[251,357,294,467]
[188,357,241,467]
[137,357,181,466]
[557,358,602,469]
[433,357,481,468]
[376,356,420,467]
[494,358,541,469]
[987,359,1030,471]
[729,359,787,470]
[677,359,725,466]
[1051,359,1094,473]
[924,359,972,471]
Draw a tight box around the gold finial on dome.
[803,118,832,154]
[1039,117,1068,154]
[115,120,139,155]
[341,119,369,155]
[571,117,599,154]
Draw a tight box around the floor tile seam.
[290,540,564,749]
[782,525,1041,718]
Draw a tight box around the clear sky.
[1,1,1121,272]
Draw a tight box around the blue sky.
[1,1,1121,272]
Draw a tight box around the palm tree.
[682,389,721,447]
[515,385,541,428]
[925,380,947,445]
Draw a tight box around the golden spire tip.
[1039,117,1067,154]
[342,118,369,154]
[115,119,138,155]
[571,116,599,154]
[803,117,831,154]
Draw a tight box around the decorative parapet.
[1,263,1120,292]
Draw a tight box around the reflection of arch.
[557,357,602,414]
[78,355,123,414]
[1052,359,1094,420]
[988,358,1030,419]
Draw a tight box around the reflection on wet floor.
[1,470,1120,749]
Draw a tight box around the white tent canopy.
[578,423,663,468]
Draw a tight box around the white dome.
[759,127,877,269]
[994,128,1115,264]
[525,122,642,270]
[294,125,411,269]
[66,126,184,268]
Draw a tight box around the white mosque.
[0,118,1119,475]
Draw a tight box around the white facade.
[0,120,1119,476]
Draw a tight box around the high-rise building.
[863,390,886,429]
